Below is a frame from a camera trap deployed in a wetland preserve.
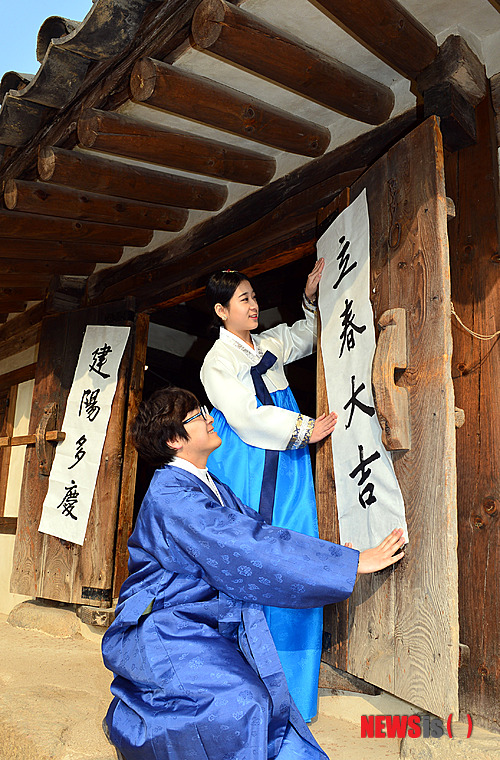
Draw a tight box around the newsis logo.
[361,714,473,739]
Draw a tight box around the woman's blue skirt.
[207,387,323,722]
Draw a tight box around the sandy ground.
[0,611,498,760]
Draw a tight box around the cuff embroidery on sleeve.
[286,414,315,449]
[302,291,317,315]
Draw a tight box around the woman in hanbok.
[200,261,337,721]
[101,386,406,760]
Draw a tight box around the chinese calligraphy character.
[89,343,112,378]
[339,299,366,358]
[343,375,376,429]
[68,435,87,470]
[56,480,79,520]
[79,388,101,422]
[333,235,357,290]
[349,444,381,509]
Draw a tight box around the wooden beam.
[0,259,95,277]
[91,168,364,309]
[486,0,500,12]
[423,82,476,152]
[0,301,27,314]
[38,146,228,211]
[0,288,47,301]
[0,238,122,263]
[4,179,189,232]
[417,36,487,107]
[0,274,52,288]
[0,209,153,247]
[87,108,419,306]
[311,0,437,81]
[0,302,44,363]
[77,108,276,186]
[417,36,487,152]
[130,57,331,157]
[191,0,394,125]
[0,363,37,391]
[0,517,17,535]
[490,72,500,146]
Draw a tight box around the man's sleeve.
[150,482,359,609]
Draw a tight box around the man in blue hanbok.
[102,386,405,760]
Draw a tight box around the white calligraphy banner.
[317,190,408,551]
[38,325,131,545]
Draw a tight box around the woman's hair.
[131,386,199,466]
[206,270,250,328]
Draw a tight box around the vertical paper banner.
[38,324,130,545]
[317,190,408,551]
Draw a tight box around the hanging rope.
[451,301,500,341]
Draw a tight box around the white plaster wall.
[0,358,37,615]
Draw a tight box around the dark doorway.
[133,255,320,514]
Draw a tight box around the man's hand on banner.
[348,528,406,574]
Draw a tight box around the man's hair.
[131,386,199,466]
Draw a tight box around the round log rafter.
[191,0,395,126]
[130,57,331,157]
[4,179,189,233]
[77,107,276,186]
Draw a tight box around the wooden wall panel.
[320,117,458,718]
[445,90,500,732]
[10,301,136,606]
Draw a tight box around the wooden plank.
[0,259,95,277]
[0,431,65,448]
[0,363,36,392]
[38,147,227,211]
[0,209,153,247]
[344,117,458,718]
[0,288,48,301]
[0,302,45,345]
[4,180,189,232]
[131,57,330,157]
[0,238,123,263]
[78,107,275,186]
[0,517,17,535]
[312,0,437,80]
[491,72,500,146]
[10,301,137,605]
[444,91,500,732]
[192,0,394,125]
[86,108,419,307]
[0,385,17,517]
[0,301,27,314]
[0,275,52,289]
[112,312,149,598]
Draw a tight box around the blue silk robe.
[102,465,359,760]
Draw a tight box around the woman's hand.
[310,411,337,443]
[305,258,325,301]
[356,529,406,574]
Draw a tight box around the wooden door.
[317,116,459,718]
[10,300,148,607]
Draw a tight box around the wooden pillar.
[444,89,500,731]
